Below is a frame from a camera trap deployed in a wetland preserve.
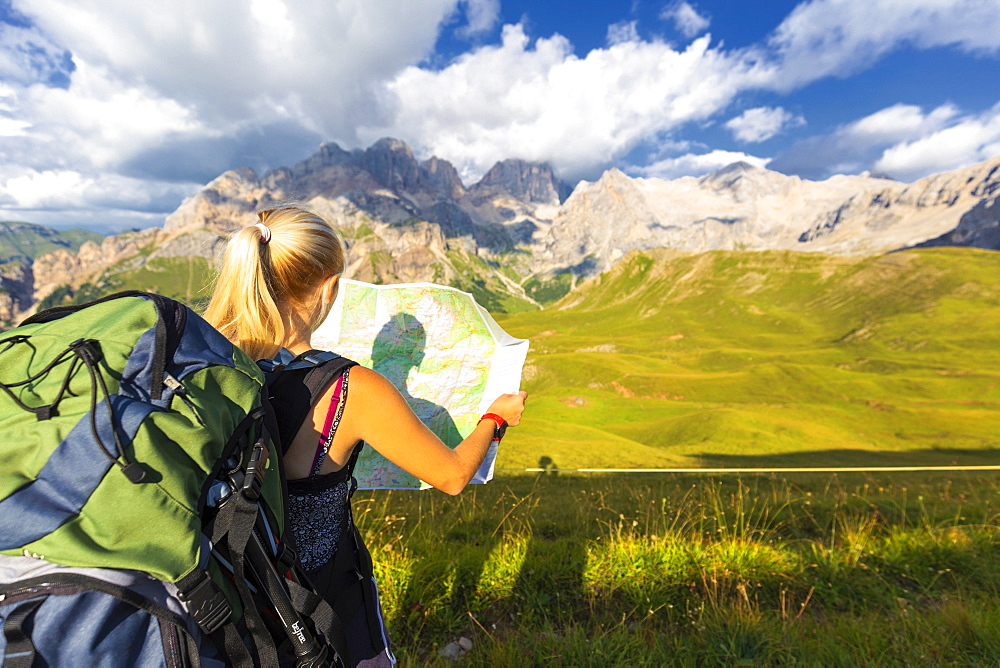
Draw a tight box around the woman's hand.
[485,391,528,426]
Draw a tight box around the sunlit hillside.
[497,247,1000,470]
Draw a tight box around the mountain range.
[0,138,998,325]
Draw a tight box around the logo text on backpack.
[292,621,307,645]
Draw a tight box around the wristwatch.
[479,413,508,442]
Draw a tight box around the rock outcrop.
[31,228,162,302]
[469,159,571,205]
[0,261,33,323]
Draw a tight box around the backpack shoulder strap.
[262,351,358,455]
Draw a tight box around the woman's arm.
[336,366,527,495]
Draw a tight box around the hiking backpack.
[0,291,349,667]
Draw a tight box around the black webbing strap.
[214,622,255,668]
[156,616,202,668]
[2,597,43,668]
[211,492,279,668]
[300,355,358,406]
[286,578,350,667]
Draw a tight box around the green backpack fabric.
[0,292,347,667]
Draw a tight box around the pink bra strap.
[310,371,348,476]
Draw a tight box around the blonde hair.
[204,206,346,360]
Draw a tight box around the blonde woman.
[205,206,527,666]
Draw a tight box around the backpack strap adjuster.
[240,441,267,501]
[275,542,298,572]
[176,570,231,634]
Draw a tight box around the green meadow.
[495,247,1000,471]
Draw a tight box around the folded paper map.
[311,279,529,489]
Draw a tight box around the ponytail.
[205,206,345,360]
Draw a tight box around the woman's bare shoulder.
[346,365,409,409]
[346,364,391,390]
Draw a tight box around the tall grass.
[354,472,1000,665]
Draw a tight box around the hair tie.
[254,222,272,244]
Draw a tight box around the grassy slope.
[496,248,1000,469]
[0,221,103,263]
[37,256,215,312]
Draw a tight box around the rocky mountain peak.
[472,159,571,204]
[699,161,794,200]
[3,144,999,327]
[421,156,466,200]
[581,168,644,201]
[164,167,263,234]
[361,137,424,194]
[306,142,356,169]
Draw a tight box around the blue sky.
[0,0,998,232]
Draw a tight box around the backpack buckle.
[177,571,231,634]
[275,543,298,572]
[241,441,267,501]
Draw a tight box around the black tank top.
[267,355,395,667]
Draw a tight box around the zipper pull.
[165,374,206,427]
[164,374,184,393]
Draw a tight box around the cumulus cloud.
[874,104,1000,180]
[0,166,198,232]
[455,0,500,38]
[607,20,640,46]
[363,25,772,181]
[725,106,805,143]
[767,102,999,181]
[1,0,469,226]
[660,1,710,39]
[769,0,1000,89]
[634,149,769,180]
[16,0,460,128]
[367,0,1000,183]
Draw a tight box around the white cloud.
[874,104,1000,180]
[660,1,710,39]
[0,21,73,85]
[14,60,199,169]
[769,0,1000,88]
[849,103,957,140]
[364,25,772,181]
[769,102,999,181]
[1,170,87,209]
[0,118,30,137]
[1,0,466,225]
[0,167,197,228]
[725,106,805,143]
[607,20,640,46]
[635,149,770,180]
[456,0,500,38]
[14,0,461,130]
[367,1,1000,182]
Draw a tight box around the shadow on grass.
[385,465,588,647]
[693,447,1000,469]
